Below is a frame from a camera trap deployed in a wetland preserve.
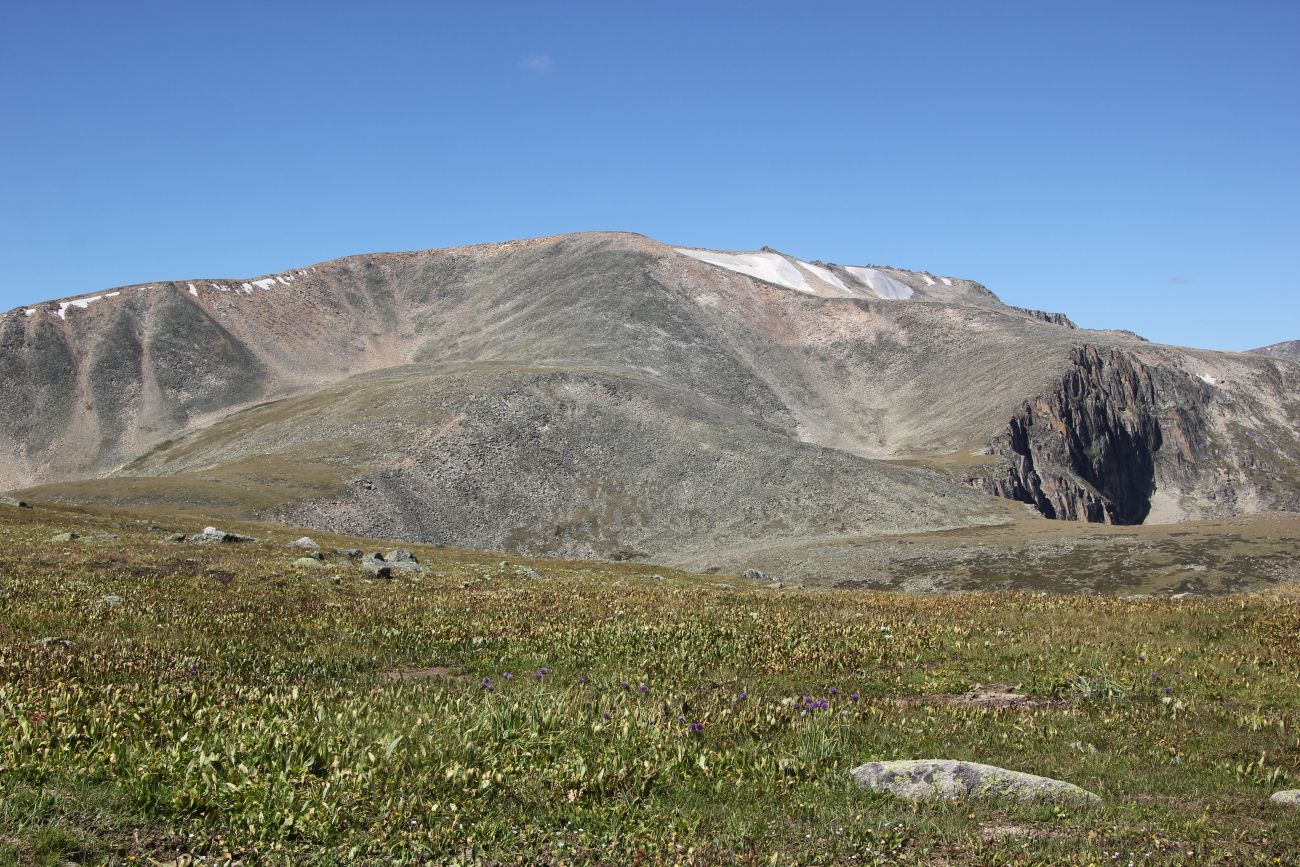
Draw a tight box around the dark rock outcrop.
[971,346,1207,524]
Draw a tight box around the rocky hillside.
[1249,340,1300,361]
[3,232,1297,566]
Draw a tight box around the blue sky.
[2,1,1296,350]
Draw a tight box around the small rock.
[646,574,665,581]
[0,496,31,508]
[47,531,79,543]
[516,566,543,580]
[101,595,124,607]
[850,760,1100,804]
[293,557,329,569]
[34,637,75,649]
[291,537,319,550]
[1271,790,1300,807]
[165,533,186,542]
[81,533,118,542]
[342,549,363,559]
[743,568,770,581]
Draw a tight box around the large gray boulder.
[188,526,258,545]
[0,496,31,509]
[1271,790,1300,807]
[383,549,426,574]
[360,554,393,578]
[291,537,320,550]
[850,760,1100,804]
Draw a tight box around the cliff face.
[971,346,1208,524]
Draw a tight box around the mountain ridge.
[3,231,1297,575]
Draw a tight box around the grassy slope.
[0,504,1297,865]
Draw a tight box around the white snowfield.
[920,274,936,286]
[796,260,853,294]
[843,267,915,300]
[677,247,930,301]
[1200,373,1218,386]
[676,249,815,294]
[56,291,120,319]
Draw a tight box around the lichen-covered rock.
[0,496,30,508]
[850,760,1100,804]
[292,537,320,550]
[293,557,328,569]
[47,531,79,543]
[1271,790,1300,807]
[743,568,770,581]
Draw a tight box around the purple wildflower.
[577,676,587,685]
[689,721,704,734]
[620,681,630,690]
[677,715,686,723]
[850,692,860,702]
[738,692,748,701]
[602,711,611,720]
[502,672,514,681]
[639,682,648,693]
[829,687,839,696]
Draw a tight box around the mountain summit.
[3,232,1297,571]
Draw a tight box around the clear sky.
[2,1,1296,350]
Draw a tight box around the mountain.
[3,232,1297,571]
[1249,340,1300,361]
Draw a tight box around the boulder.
[384,549,426,574]
[101,595,124,607]
[1271,790,1300,807]
[165,533,186,542]
[188,526,258,545]
[293,556,329,569]
[341,548,363,559]
[849,760,1100,804]
[291,537,320,550]
[360,555,393,578]
[743,568,770,581]
[47,531,79,543]
[0,496,31,509]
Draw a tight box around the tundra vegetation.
[0,504,1297,865]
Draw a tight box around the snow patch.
[210,283,230,292]
[252,278,277,291]
[919,273,936,286]
[940,277,953,286]
[23,308,35,316]
[796,261,852,294]
[843,267,915,300]
[187,283,199,297]
[240,283,254,294]
[55,290,119,319]
[1199,374,1217,386]
[676,249,815,294]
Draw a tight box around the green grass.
[0,504,1297,864]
